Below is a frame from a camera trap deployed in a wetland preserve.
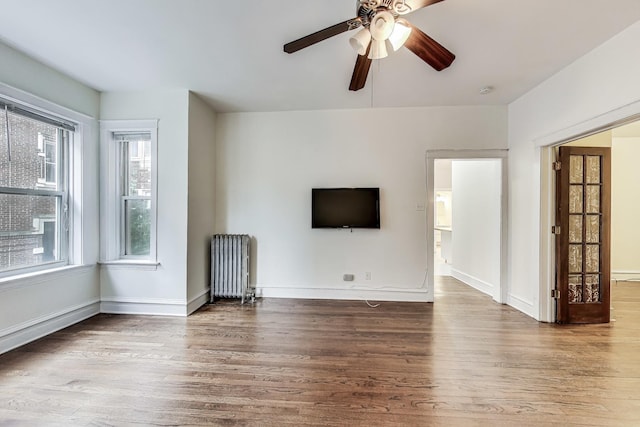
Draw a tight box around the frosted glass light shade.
[368,39,389,60]
[369,11,395,41]
[349,28,372,56]
[388,19,412,51]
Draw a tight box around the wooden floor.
[2,278,640,426]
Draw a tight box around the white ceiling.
[1,0,639,113]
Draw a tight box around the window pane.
[586,244,600,272]
[586,185,600,214]
[569,185,583,213]
[585,274,601,303]
[586,215,600,243]
[122,135,151,197]
[124,198,150,256]
[569,215,582,243]
[569,244,582,273]
[0,111,59,190]
[586,156,601,184]
[569,155,583,184]
[0,193,60,272]
[569,275,583,304]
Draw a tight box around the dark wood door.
[555,146,611,324]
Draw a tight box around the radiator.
[211,234,254,304]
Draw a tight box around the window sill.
[0,264,96,291]
[99,260,160,271]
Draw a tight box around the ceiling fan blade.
[284,18,362,54]
[404,25,455,71]
[349,44,372,91]
[395,0,445,15]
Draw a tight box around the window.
[119,132,152,256]
[0,99,74,275]
[100,120,157,263]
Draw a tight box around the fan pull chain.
[370,58,381,108]
[370,71,374,108]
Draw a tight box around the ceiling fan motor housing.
[358,0,413,24]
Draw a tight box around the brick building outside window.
[0,105,67,273]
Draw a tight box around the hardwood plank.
[1,277,640,425]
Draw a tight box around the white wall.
[451,160,501,296]
[216,106,507,302]
[186,92,216,312]
[100,90,191,315]
[0,41,101,353]
[611,137,640,278]
[0,43,99,117]
[508,21,640,320]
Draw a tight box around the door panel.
[555,146,611,324]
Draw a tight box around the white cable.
[4,105,11,161]
[346,268,429,292]
[349,268,430,308]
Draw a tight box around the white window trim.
[99,120,158,264]
[0,82,91,280]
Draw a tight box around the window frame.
[0,94,78,279]
[100,120,158,264]
[118,133,152,258]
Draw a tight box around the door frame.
[536,103,640,322]
[426,149,509,304]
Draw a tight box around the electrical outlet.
[365,272,371,280]
[343,274,355,282]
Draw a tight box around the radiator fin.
[211,234,253,303]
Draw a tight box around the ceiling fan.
[283,0,455,91]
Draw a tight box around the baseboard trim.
[187,288,210,315]
[612,271,640,282]
[0,301,100,355]
[450,268,495,297]
[507,294,537,319]
[100,298,189,317]
[256,286,432,303]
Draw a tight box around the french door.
[555,146,611,324]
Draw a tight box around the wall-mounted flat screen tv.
[312,188,380,229]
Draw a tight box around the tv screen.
[312,188,380,229]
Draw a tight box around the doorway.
[540,119,640,323]
[426,150,508,304]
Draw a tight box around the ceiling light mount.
[358,0,414,16]
[479,86,494,95]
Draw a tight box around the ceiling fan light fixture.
[283,0,456,91]
[349,28,372,56]
[368,38,389,60]
[369,11,395,41]
[388,18,412,51]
